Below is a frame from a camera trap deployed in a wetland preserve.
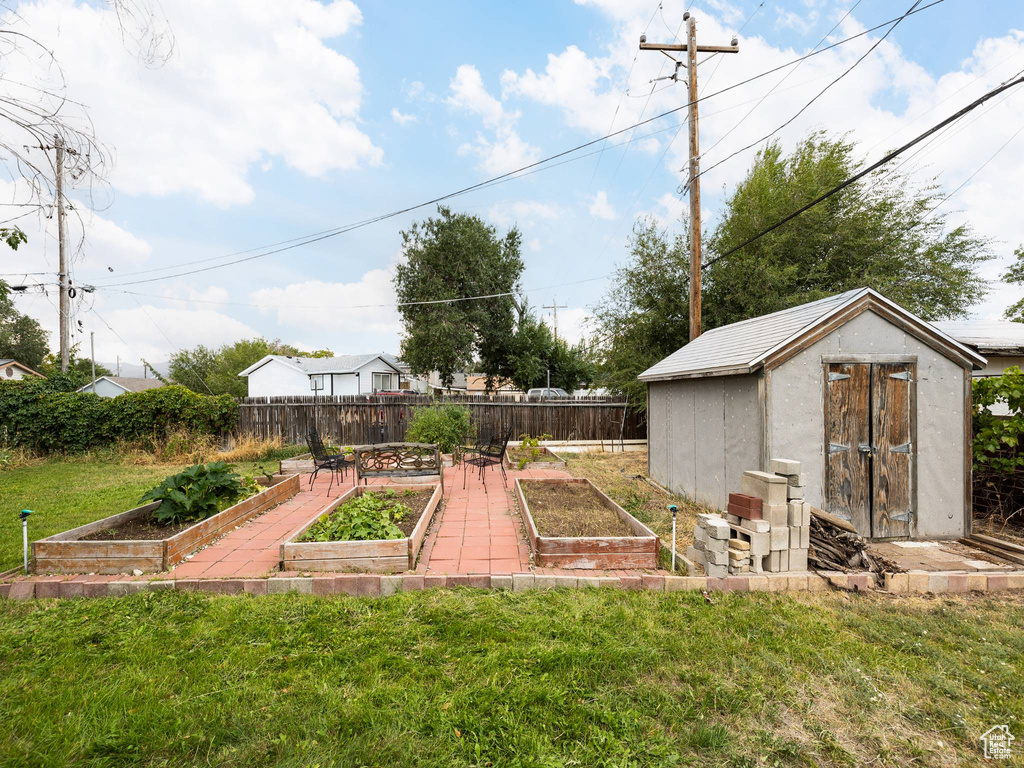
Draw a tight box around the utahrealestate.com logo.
[981,725,1014,760]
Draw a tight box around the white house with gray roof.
[639,288,986,541]
[238,354,403,397]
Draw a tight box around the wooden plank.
[40,502,161,541]
[409,484,444,568]
[284,539,408,560]
[825,362,872,535]
[537,537,659,554]
[536,552,659,569]
[872,363,912,538]
[33,556,164,574]
[970,532,1024,555]
[33,540,163,559]
[961,538,1024,566]
[809,506,858,534]
[280,556,409,573]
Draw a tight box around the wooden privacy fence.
[237,394,645,445]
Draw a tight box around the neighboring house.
[0,359,45,381]
[416,370,520,396]
[238,354,403,397]
[640,288,985,541]
[931,319,1024,378]
[77,376,166,398]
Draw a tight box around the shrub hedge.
[0,380,237,453]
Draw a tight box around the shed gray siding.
[648,374,761,509]
[767,309,967,538]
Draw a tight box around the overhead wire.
[91,2,944,289]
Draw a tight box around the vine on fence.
[0,380,237,454]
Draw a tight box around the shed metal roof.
[638,288,986,381]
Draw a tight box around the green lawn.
[0,589,1021,767]
[0,458,287,572]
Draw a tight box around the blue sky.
[3,0,1024,367]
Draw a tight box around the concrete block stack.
[686,513,731,578]
[735,463,811,573]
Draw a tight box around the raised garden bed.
[506,445,567,471]
[281,483,442,573]
[516,477,659,569]
[280,453,314,474]
[33,474,301,575]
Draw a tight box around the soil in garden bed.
[81,516,195,541]
[523,482,635,538]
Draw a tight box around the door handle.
[858,444,873,454]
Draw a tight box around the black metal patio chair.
[306,429,350,495]
[462,425,513,489]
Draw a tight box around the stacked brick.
[729,460,811,572]
[686,514,731,578]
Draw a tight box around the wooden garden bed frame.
[280,483,443,573]
[33,474,301,575]
[515,477,660,569]
[505,445,567,471]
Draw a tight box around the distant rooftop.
[931,320,1024,354]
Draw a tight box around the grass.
[562,450,712,552]
[0,589,1022,767]
[0,451,301,572]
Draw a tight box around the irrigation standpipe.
[668,504,678,573]
[20,509,32,575]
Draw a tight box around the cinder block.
[685,546,705,565]
[801,502,812,526]
[907,571,930,593]
[705,518,731,540]
[512,573,535,592]
[742,470,788,506]
[706,548,729,566]
[967,573,987,592]
[704,563,728,578]
[765,504,789,528]
[884,572,909,593]
[740,517,770,534]
[770,458,801,475]
[767,551,782,572]
[787,501,804,527]
[725,513,740,525]
[928,573,949,594]
[705,536,729,554]
[268,577,312,595]
[490,574,513,590]
[786,473,807,487]
[769,525,789,551]
[694,525,706,544]
[800,525,810,549]
[787,485,805,500]
[789,526,801,549]
[789,547,808,572]
[747,575,769,591]
[778,549,790,572]
[750,553,765,574]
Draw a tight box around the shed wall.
[767,309,967,538]
[647,374,761,509]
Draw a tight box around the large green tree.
[485,307,597,392]
[0,230,49,370]
[702,132,991,327]
[170,338,302,398]
[394,206,525,388]
[594,132,992,407]
[1001,245,1024,322]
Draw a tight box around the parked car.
[526,387,571,400]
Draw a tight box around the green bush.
[139,461,249,526]
[0,379,237,454]
[973,366,1024,473]
[405,403,474,454]
[299,489,412,542]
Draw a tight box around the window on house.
[310,374,325,392]
[372,372,393,392]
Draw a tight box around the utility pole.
[55,134,70,371]
[542,297,568,341]
[90,331,96,391]
[640,12,738,340]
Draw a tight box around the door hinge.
[858,444,874,454]
[829,443,849,454]
[891,442,912,454]
[828,372,851,381]
[889,371,912,381]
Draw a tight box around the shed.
[77,376,166,398]
[639,288,986,540]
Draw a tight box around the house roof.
[237,353,402,377]
[79,376,165,393]
[638,288,986,382]
[931,319,1024,355]
[0,359,45,378]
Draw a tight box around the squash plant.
[140,461,249,525]
[300,489,413,542]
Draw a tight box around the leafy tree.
[38,346,112,387]
[1001,245,1024,322]
[1,227,27,251]
[592,220,689,406]
[0,280,50,370]
[394,206,525,387]
[490,308,596,392]
[170,338,302,398]
[703,132,991,327]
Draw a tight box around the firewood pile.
[809,509,904,574]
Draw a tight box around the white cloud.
[527,238,542,252]
[542,306,593,345]
[487,200,561,227]
[447,64,540,174]
[94,305,260,362]
[0,0,382,207]
[390,107,418,126]
[588,191,616,220]
[249,265,400,335]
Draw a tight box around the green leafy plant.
[973,366,1024,473]
[139,461,249,526]
[300,488,412,542]
[622,489,652,523]
[514,433,552,469]
[405,404,474,454]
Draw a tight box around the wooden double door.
[825,361,914,538]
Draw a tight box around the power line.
[696,0,926,182]
[128,294,216,394]
[700,72,1024,271]
[93,2,944,290]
